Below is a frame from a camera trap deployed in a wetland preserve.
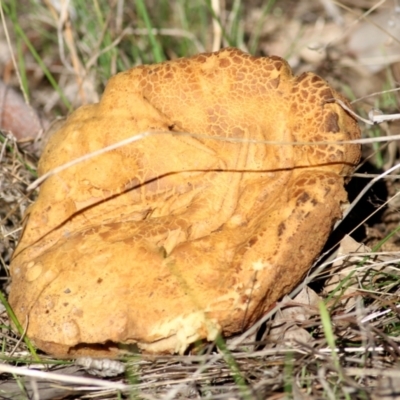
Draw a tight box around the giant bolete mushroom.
[9,48,361,357]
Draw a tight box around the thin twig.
[0,364,128,390]
[0,2,29,104]
[26,127,400,192]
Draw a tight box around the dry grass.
[0,0,400,399]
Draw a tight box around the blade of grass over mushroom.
[0,291,40,362]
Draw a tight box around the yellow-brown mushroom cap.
[9,48,360,357]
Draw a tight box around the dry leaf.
[266,287,321,346]
[325,235,369,310]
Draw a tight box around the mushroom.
[9,48,361,357]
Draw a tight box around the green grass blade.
[319,301,351,400]
[0,291,40,362]
[215,335,252,400]
[319,301,339,369]
[135,0,165,62]
[249,0,277,54]
[283,351,294,396]
[1,0,72,111]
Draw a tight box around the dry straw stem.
[334,98,400,125]
[0,363,128,390]
[0,1,28,104]
[211,0,222,51]
[46,0,87,102]
[27,130,400,192]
